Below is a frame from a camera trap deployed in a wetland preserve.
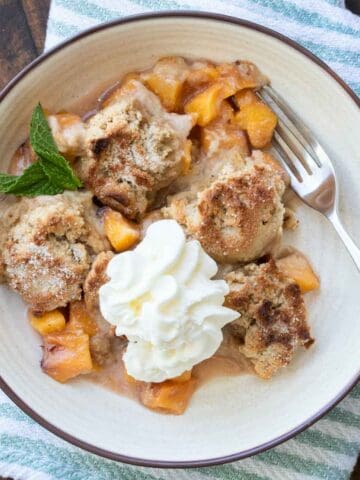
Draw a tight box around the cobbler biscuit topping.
[0,56,319,414]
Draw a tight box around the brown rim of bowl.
[0,11,359,469]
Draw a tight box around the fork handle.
[328,211,360,272]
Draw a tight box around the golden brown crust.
[167,161,285,263]
[83,251,116,365]
[225,260,313,379]
[77,82,192,220]
[0,196,24,282]
[84,251,114,313]
[80,120,161,219]
[2,192,109,313]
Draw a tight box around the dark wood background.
[0,0,50,88]
[0,0,359,478]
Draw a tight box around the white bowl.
[0,12,359,467]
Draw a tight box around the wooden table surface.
[0,0,50,88]
[0,0,359,478]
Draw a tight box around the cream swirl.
[99,219,239,382]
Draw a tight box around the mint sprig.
[0,104,82,197]
[30,103,59,154]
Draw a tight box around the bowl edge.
[0,10,359,468]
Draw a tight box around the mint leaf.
[0,174,18,191]
[30,104,82,190]
[39,152,82,190]
[0,162,62,196]
[6,163,48,194]
[0,103,82,196]
[30,103,59,156]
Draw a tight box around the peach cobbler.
[0,57,319,414]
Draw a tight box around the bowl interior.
[0,15,359,465]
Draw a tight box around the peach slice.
[146,74,183,111]
[140,376,197,415]
[235,102,277,148]
[143,57,189,111]
[104,209,140,252]
[185,79,238,127]
[29,310,66,336]
[41,331,93,383]
[276,253,320,293]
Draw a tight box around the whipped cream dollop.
[99,220,239,382]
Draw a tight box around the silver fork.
[258,85,360,272]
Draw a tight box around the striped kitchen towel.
[0,1,359,479]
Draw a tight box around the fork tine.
[273,131,310,182]
[259,86,322,167]
[272,136,303,185]
[276,121,319,173]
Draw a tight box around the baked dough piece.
[225,260,313,379]
[2,192,109,312]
